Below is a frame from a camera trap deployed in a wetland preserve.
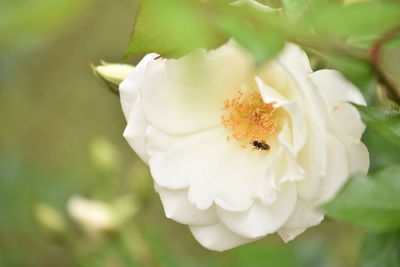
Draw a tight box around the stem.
[369,26,400,105]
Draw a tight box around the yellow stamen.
[221,90,278,150]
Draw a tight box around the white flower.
[119,41,369,251]
[67,195,117,235]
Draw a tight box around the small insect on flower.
[252,140,270,150]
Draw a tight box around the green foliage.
[282,0,311,24]
[355,105,400,149]
[0,0,92,50]
[218,15,284,64]
[124,0,228,59]
[363,129,400,172]
[304,2,400,38]
[233,244,297,267]
[325,165,400,230]
[360,231,400,267]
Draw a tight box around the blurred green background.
[0,0,375,266]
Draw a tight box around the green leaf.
[363,129,400,172]
[218,16,284,64]
[360,231,400,267]
[325,165,400,230]
[308,2,400,37]
[282,0,311,24]
[354,105,400,149]
[124,0,226,59]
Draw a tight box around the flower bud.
[67,195,118,236]
[92,62,134,94]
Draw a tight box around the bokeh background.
[1,0,397,266]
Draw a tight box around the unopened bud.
[92,62,134,94]
[67,195,117,236]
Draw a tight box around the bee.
[252,140,270,151]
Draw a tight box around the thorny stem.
[369,26,400,105]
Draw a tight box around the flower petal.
[330,102,366,141]
[343,140,369,176]
[190,223,255,251]
[123,96,150,163]
[316,133,350,204]
[309,70,366,110]
[257,78,308,154]
[281,200,323,229]
[155,185,218,226]
[278,228,306,243]
[119,54,157,119]
[145,126,273,211]
[297,119,327,200]
[216,182,297,239]
[277,44,329,126]
[139,42,253,135]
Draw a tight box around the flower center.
[221,90,278,150]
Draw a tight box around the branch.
[369,26,400,105]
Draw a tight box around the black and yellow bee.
[252,140,270,151]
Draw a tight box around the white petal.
[145,126,272,211]
[277,44,329,126]
[123,96,150,163]
[329,102,366,141]
[343,140,369,176]
[119,54,157,119]
[256,76,288,104]
[309,70,366,111]
[326,102,369,176]
[155,185,218,226]
[266,128,305,187]
[281,200,323,229]
[257,78,308,154]
[278,228,306,243]
[316,133,350,205]
[281,102,307,154]
[139,42,253,135]
[297,120,327,200]
[216,182,297,239]
[190,223,255,251]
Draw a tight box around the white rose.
[119,41,369,251]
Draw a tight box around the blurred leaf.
[307,2,400,38]
[219,16,284,64]
[293,239,337,267]
[124,0,227,59]
[233,243,297,267]
[354,105,400,149]
[325,165,400,230]
[0,0,92,50]
[282,0,311,24]
[360,231,400,267]
[145,229,181,267]
[363,129,400,171]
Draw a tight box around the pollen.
[221,90,278,150]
